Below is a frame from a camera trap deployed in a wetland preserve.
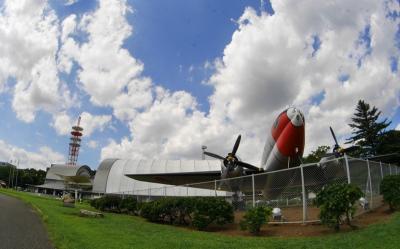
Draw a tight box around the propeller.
[204,135,262,172]
[329,127,359,155]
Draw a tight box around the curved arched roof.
[46,164,92,181]
[92,159,224,196]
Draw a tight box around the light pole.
[15,159,19,190]
[201,145,207,160]
[8,160,13,188]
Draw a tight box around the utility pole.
[8,160,12,188]
[10,160,14,188]
[15,159,19,190]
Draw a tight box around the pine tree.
[346,100,391,155]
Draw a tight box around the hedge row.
[90,196,234,230]
[140,197,234,230]
[90,195,138,214]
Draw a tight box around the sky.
[0,0,399,170]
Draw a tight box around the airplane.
[125,107,307,198]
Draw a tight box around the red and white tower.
[67,116,83,166]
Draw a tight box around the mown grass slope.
[1,189,399,249]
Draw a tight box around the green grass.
[1,189,400,249]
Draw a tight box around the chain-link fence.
[113,156,398,224]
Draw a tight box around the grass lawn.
[1,189,399,249]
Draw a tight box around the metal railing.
[113,156,398,223]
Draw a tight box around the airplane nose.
[287,107,304,127]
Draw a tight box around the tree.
[346,100,391,156]
[380,175,400,211]
[315,183,363,231]
[303,145,331,163]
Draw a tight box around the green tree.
[380,175,400,211]
[315,183,363,231]
[346,100,391,156]
[303,145,331,163]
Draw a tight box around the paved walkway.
[0,194,53,249]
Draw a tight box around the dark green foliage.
[240,206,272,235]
[377,130,400,154]
[303,145,331,163]
[346,100,391,156]
[140,197,234,230]
[315,183,363,231]
[192,197,234,230]
[0,166,46,188]
[119,197,138,214]
[90,195,138,214]
[380,175,400,211]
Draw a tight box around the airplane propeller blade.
[231,135,241,156]
[237,161,263,172]
[329,126,339,148]
[204,152,225,160]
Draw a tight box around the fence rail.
[112,156,399,223]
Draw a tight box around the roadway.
[0,193,53,249]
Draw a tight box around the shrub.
[315,183,363,231]
[119,197,138,214]
[139,197,234,230]
[192,197,234,230]
[240,206,272,235]
[380,175,400,211]
[90,195,138,214]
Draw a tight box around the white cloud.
[0,0,75,122]
[52,111,112,137]
[0,140,65,170]
[396,124,400,131]
[87,140,98,149]
[64,0,78,6]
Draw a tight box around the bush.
[139,197,234,230]
[380,175,400,211]
[315,183,363,231]
[240,206,272,235]
[119,197,138,214]
[90,195,138,214]
[192,197,234,230]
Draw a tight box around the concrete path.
[0,194,53,249]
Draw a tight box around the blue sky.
[0,0,399,169]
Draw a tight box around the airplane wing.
[127,171,221,186]
[124,159,223,189]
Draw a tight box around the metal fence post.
[300,164,307,223]
[252,174,255,207]
[380,162,384,179]
[366,159,373,208]
[344,154,351,184]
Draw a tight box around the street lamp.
[201,145,207,160]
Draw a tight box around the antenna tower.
[67,116,83,166]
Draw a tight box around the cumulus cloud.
[0,0,75,122]
[396,124,400,131]
[0,140,65,170]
